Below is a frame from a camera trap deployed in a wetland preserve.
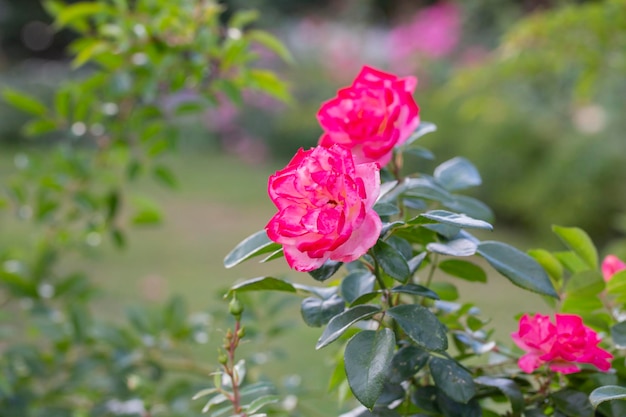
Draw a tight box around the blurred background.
[1,0,625,415]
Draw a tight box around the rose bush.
[317,65,420,166]
[212,65,626,417]
[265,144,381,271]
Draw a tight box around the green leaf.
[390,283,440,300]
[247,30,294,64]
[475,376,523,417]
[248,69,291,102]
[372,240,410,283]
[551,389,594,417]
[387,304,448,351]
[2,88,48,116]
[430,282,459,301]
[477,241,558,298]
[427,237,477,257]
[344,329,395,409]
[316,305,381,349]
[554,251,589,273]
[224,230,281,268]
[309,260,342,281]
[443,195,494,223]
[611,322,626,348]
[153,164,178,189]
[402,121,437,147]
[54,2,113,28]
[72,40,109,68]
[528,249,564,289]
[389,345,430,383]
[439,259,487,283]
[22,119,57,137]
[607,270,626,304]
[228,277,296,297]
[552,225,598,270]
[300,295,345,327]
[341,270,376,304]
[131,196,163,225]
[590,386,626,408]
[433,157,481,191]
[229,9,259,28]
[418,210,493,231]
[245,394,280,414]
[429,357,475,404]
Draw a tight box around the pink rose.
[602,255,626,282]
[317,66,420,167]
[511,314,612,374]
[265,144,382,272]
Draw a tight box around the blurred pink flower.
[388,2,461,69]
[266,144,381,272]
[512,314,612,374]
[602,255,626,282]
[317,65,420,167]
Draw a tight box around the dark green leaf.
[316,305,381,349]
[301,295,345,327]
[403,146,435,160]
[429,357,475,403]
[418,210,492,231]
[344,329,395,409]
[390,283,440,300]
[228,276,296,296]
[224,230,281,268]
[611,322,626,348]
[2,88,48,116]
[341,271,376,304]
[551,389,593,417]
[387,304,448,351]
[433,157,481,191]
[427,238,477,257]
[475,376,523,417]
[389,345,429,383]
[403,177,452,203]
[309,260,342,281]
[372,240,410,283]
[477,241,558,298]
[54,2,113,28]
[552,225,598,270]
[590,386,626,408]
[439,260,487,283]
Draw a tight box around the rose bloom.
[602,254,626,282]
[265,144,382,272]
[317,65,420,167]
[511,313,612,374]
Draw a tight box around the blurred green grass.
[0,148,551,413]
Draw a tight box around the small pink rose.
[317,65,420,167]
[265,144,382,272]
[512,313,612,374]
[602,254,626,282]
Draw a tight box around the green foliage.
[0,0,291,415]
